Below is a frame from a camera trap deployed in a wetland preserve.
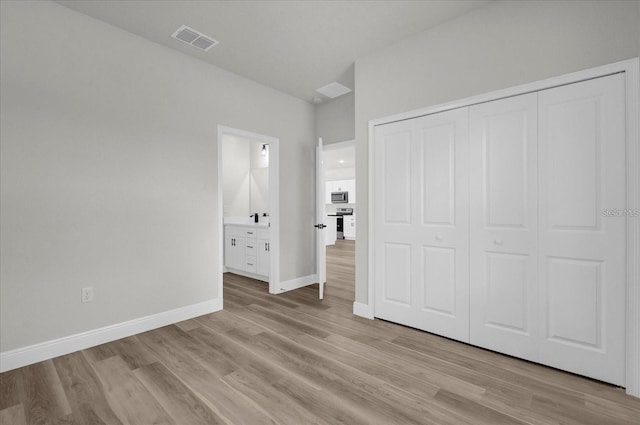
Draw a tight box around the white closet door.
[374,120,415,327]
[469,93,539,360]
[538,74,626,386]
[413,109,470,341]
[374,108,470,342]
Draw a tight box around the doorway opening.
[320,139,356,300]
[217,126,280,302]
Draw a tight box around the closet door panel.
[374,109,470,342]
[374,122,416,326]
[414,109,470,342]
[469,93,538,360]
[538,74,626,386]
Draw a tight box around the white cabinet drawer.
[245,241,257,256]
[245,256,257,273]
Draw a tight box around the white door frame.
[217,125,280,298]
[367,58,640,397]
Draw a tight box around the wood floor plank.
[0,368,24,411]
[133,362,226,425]
[0,404,27,425]
[91,356,175,425]
[243,329,449,424]
[434,389,529,425]
[322,333,486,402]
[221,327,402,425]
[136,327,233,380]
[173,318,201,332]
[136,328,278,425]
[84,336,157,371]
[221,369,333,425]
[194,309,264,336]
[52,352,122,425]
[190,323,381,425]
[22,360,72,425]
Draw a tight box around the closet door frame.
[367,57,640,397]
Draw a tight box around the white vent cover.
[171,25,218,51]
[316,82,352,99]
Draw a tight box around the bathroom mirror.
[221,134,269,219]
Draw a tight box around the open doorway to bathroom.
[217,126,280,300]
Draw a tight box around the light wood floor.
[2,239,639,424]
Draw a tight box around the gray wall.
[315,92,355,145]
[0,1,315,352]
[354,0,640,304]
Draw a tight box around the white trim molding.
[278,274,318,293]
[624,57,640,398]
[0,298,222,373]
[368,58,640,397]
[353,301,373,319]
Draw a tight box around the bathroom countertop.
[223,218,270,228]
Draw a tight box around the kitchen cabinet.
[225,225,270,282]
[343,215,356,239]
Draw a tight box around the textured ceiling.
[56,0,490,103]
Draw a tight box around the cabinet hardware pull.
[247,245,253,249]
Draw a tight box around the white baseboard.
[0,298,222,373]
[353,301,374,319]
[278,274,317,293]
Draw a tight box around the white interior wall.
[249,140,269,215]
[0,0,315,353]
[354,0,640,304]
[315,92,355,146]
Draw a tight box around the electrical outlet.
[81,287,94,303]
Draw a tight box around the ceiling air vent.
[171,25,219,51]
[316,82,352,99]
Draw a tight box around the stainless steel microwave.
[331,191,348,203]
